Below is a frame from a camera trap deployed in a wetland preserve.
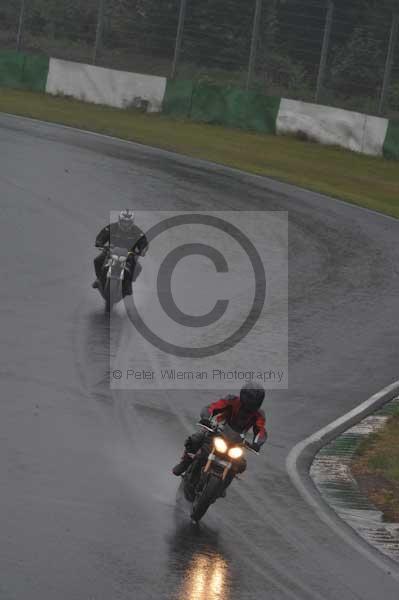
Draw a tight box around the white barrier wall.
[276,99,388,157]
[362,114,389,156]
[46,59,167,113]
[44,58,391,159]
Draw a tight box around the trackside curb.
[286,380,399,579]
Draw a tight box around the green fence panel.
[220,87,249,129]
[383,120,399,160]
[22,54,49,92]
[0,50,25,88]
[221,88,281,133]
[162,79,194,118]
[191,82,227,124]
[0,51,49,91]
[190,82,281,133]
[245,93,281,134]
[163,78,281,135]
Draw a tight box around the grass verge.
[352,412,399,522]
[0,88,398,218]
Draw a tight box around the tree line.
[1,1,398,102]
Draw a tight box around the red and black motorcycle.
[183,422,258,523]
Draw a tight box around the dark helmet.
[240,381,265,412]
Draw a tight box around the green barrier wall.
[192,82,281,134]
[0,51,49,92]
[22,54,49,92]
[190,82,226,124]
[383,120,399,160]
[164,79,281,135]
[163,79,194,118]
[0,51,25,88]
[245,93,281,135]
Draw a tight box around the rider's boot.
[92,279,99,289]
[124,280,133,296]
[122,274,133,297]
[172,452,192,476]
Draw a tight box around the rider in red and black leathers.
[173,382,267,477]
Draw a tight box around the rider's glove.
[199,417,212,428]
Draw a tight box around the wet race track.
[1,114,399,600]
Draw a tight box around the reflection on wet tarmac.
[180,553,228,600]
[83,309,125,402]
[168,518,231,600]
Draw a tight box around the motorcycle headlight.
[214,437,228,454]
[228,447,244,459]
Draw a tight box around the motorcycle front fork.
[197,470,230,498]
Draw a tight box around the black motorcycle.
[96,246,131,312]
[183,423,258,523]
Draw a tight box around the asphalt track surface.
[1,113,399,600]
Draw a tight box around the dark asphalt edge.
[286,380,399,580]
[0,110,398,226]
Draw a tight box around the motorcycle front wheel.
[104,278,120,313]
[191,474,224,523]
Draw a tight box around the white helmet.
[118,209,135,232]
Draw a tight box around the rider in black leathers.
[93,210,148,296]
